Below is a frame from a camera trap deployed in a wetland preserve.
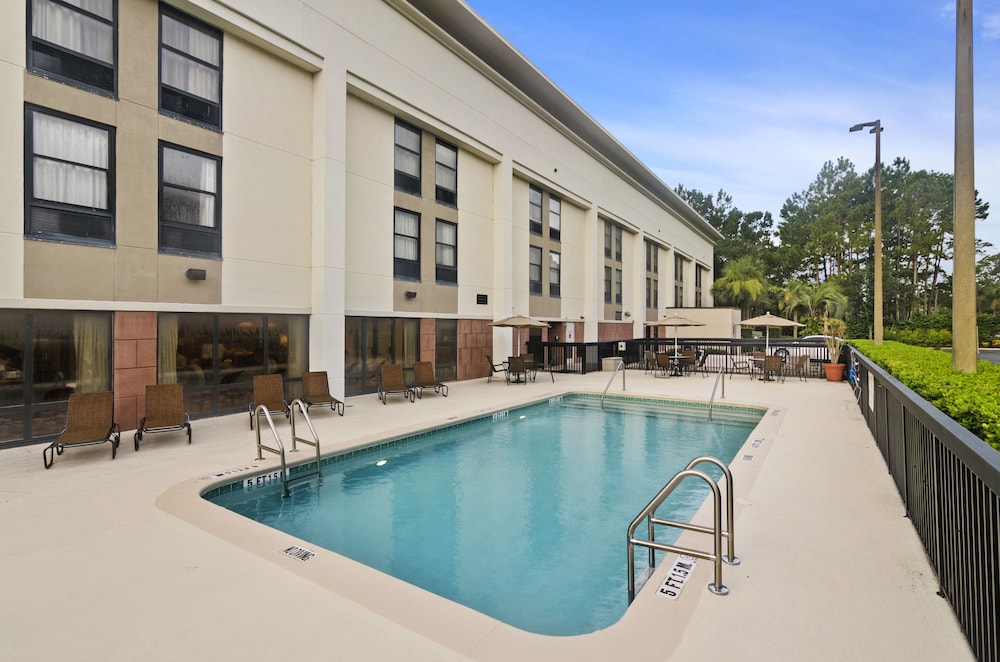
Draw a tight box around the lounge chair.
[249,374,289,429]
[378,363,414,403]
[134,383,191,450]
[692,349,709,376]
[302,371,345,416]
[485,354,505,383]
[43,391,120,469]
[643,350,657,374]
[413,361,449,398]
[505,356,527,384]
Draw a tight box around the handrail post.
[253,405,289,497]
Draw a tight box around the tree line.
[677,156,993,339]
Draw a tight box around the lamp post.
[850,120,883,345]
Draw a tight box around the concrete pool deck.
[0,369,975,661]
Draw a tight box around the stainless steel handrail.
[707,367,726,420]
[288,398,323,486]
[600,359,626,409]
[253,405,290,498]
[626,455,738,602]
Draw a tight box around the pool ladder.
[627,456,739,602]
[253,398,323,498]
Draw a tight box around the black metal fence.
[534,337,832,377]
[852,349,999,662]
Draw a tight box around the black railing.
[536,337,831,377]
[852,349,999,662]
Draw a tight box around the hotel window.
[394,119,421,196]
[615,268,623,304]
[549,251,561,297]
[160,6,222,129]
[394,208,420,280]
[529,185,543,235]
[674,254,685,307]
[604,221,622,260]
[435,140,457,207]
[159,143,221,256]
[695,266,704,307]
[604,266,612,304]
[529,246,542,295]
[25,106,114,245]
[435,219,457,284]
[28,0,116,94]
[549,196,561,242]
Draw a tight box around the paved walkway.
[0,369,974,661]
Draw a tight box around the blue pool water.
[206,395,761,636]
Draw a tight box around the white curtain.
[32,0,113,64]
[394,211,419,260]
[158,314,178,384]
[74,313,109,393]
[33,112,108,209]
[436,222,456,267]
[161,14,220,102]
[163,147,217,227]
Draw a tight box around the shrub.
[852,340,1000,452]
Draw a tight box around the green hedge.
[852,340,1000,452]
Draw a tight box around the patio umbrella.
[739,311,804,353]
[645,314,705,355]
[491,314,550,354]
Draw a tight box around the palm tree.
[712,255,767,318]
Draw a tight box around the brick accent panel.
[597,321,635,342]
[459,319,494,380]
[113,312,157,432]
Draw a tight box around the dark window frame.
[549,250,560,298]
[394,119,421,196]
[528,245,542,295]
[434,139,457,207]
[27,0,117,96]
[159,5,222,130]
[529,184,543,236]
[394,207,421,280]
[158,141,222,257]
[24,105,115,246]
[435,218,457,284]
[549,195,561,242]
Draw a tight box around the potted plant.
[822,317,847,381]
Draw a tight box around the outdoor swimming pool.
[206,394,763,636]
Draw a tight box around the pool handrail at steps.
[253,401,323,498]
[600,358,626,409]
[627,456,739,602]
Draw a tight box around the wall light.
[185,268,207,281]
[405,291,417,299]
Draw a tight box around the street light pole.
[850,120,884,345]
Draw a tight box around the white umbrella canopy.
[491,314,550,354]
[645,314,705,354]
[739,311,805,352]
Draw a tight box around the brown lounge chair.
[505,356,527,384]
[302,371,345,416]
[43,391,120,469]
[412,361,448,398]
[249,374,289,429]
[134,383,192,450]
[378,363,414,403]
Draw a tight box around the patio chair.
[729,352,751,377]
[134,383,191,450]
[249,374,289,429]
[485,354,505,383]
[413,361,449,398]
[302,371,345,416]
[678,350,697,376]
[505,356,527,384]
[378,363,414,403]
[760,355,785,383]
[654,352,672,377]
[643,350,657,374]
[692,349,709,377]
[789,354,810,382]
[43,391,120,469]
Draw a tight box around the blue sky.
[465,0,1000,253]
